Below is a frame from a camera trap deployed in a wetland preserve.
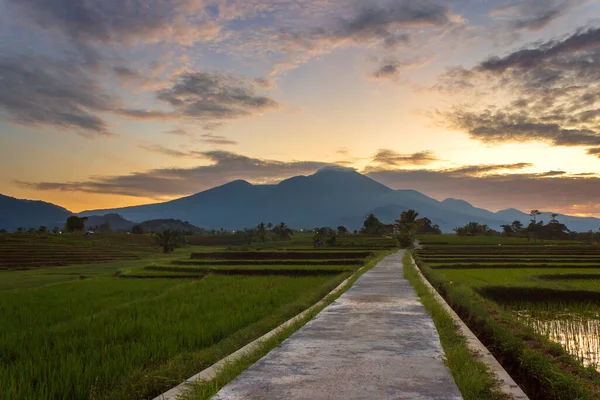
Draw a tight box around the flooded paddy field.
[414,235,600,399]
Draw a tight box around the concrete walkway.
[212,251,462,400]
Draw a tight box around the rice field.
[0,234,380,399]
[414,235,600,397]
[0,274,351,399]
[513,303,600,370]
[0,233,157,270]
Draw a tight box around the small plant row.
[416,250,600,256]
[190,251,374,260]
[425,263,600,269]
[414,256,600,399]
[418,255,600,262]
[143,266,349,276]
[173,259,363,266]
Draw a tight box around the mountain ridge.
[1,170,599,232]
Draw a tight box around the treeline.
[454,210,600,242]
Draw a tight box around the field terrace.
[413,235,600,400]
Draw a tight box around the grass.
[414,236,600,399]
[0,232,397,399]
[0,249,189,291]
[0,273,350,400]
[0,233,391,399]
[417,234,591,246]
[0,233,158,269]
[190,250,374,260]
[402,252,507,400]
[173,259,364,266]
[179,249,393,400]
[437,268,600,292]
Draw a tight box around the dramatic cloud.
[490,0,582,31]
[588,148,600,158]
[371,149,439,166]
[270,0,458,74]
[367,167,600,216]
[198,133,237,145]
[17,151,328,198]
[139,145,194,158]
[0,53,114,136]
[437,24,600,153]
[155,71,279,122]
[448,163,533,175]
[478,26,600,73]
[371,62,401,80]
[6,0,219,46]
[161,129,237,144]
[333,0,452,42]
[163,128,191,137]
[442,109,600,147]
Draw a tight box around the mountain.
[0,194,71,231]
[84,214,137,231]
[76,168,600,232]
[4,169,599,233]
[495,209,600,233]
[136,219,204,233]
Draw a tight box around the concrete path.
[212,251,462,400]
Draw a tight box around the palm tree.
[277,222,293,241]
[396,209,419,232]
[501,224,513,237]
[396,209,420,247]
[256,223,267,243]
[156,229,182,253]
[530,210,542,223]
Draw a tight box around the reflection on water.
[518,311,600,370]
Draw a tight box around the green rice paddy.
[0,232,381,399]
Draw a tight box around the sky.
[1,0,600,217]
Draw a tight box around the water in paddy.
[513,305,600,371]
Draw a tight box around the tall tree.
[156,230,183,253]
[511,220,523,233]
[501,224,513,237]
[361,214,385,235]
[530,210,542,223]
[65,216,88,232]
[396,209,420,247]
[275,222,293,241]
[256,222,267,243]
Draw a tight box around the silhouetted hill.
[0,194,71,231]
[77,168,600,232]
[136,219,204,233]
[495,209,600,233]
[84,214,136,231]
[4,170,598,233]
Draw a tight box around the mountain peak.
[442,198,471,206]
[314,165,358,174]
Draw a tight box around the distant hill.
[84,214,136,232]
[0,194,71,231]
[4,168,599,233]
[77,168,600,232]
[135,219,204,233]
